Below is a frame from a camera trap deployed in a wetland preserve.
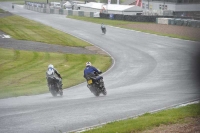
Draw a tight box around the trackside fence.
[24,5,94,17]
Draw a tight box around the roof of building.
[121,0,136,5]
[78,2,142,11]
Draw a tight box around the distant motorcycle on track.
[101,23,106,34]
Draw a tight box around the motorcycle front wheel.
[50,86,57,97]
[59,89,63,96]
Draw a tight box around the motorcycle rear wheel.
[102,89,107,95]
[94,91,100,97]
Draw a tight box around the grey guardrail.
[156,18,200,28]
[24,5,94,17]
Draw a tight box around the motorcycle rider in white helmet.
[46,64,62,89]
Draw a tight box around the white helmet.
[47,64,54,75]
[48,64,54,69]
[86,62,91,66]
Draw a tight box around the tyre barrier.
[100,13,175,22]
[157,18,200,28]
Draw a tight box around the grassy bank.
[0,48,111,99]
[80,103,200,133]
[0,15,90,47]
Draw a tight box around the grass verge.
[0,14,90,47]
[80,103,200,133]
[0,48,112,99]
[67,16,199,41]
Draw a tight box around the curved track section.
[0,2,200,133]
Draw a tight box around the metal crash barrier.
[24,5,95,18]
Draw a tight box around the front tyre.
[50,85,57,97]
[50,89,57,97]
[59,89,63,96]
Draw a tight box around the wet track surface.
[0,2,200,133]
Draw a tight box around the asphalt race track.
[0,2,200,133]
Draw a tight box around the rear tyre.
[94,91,100,97]
[59,90,63,96]
[102,89,107,95]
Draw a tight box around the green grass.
[81,103,200,133]
[0,48,112,99]
[0,15,91,47]
[67,16,199,41]
[0,8,5,13]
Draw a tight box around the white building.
[77,2,143,15]
[141,0,200,17]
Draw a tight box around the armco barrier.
[191,20,198,28]
[46,8,50,14]
[100,13,161,22]
[50,9,54,14]
[175,19,183,26]
[54,9,59,14]
[63,10,68,15]
[73,10,79,16]
[157,18,170,25]
[90,12,94,17]
[84,12,90,17]
[183,19,188,26]
[68,10,73,16]
[59,9,63,15]
[24,5,115,18]
[79,11,84,17]
[197,21,200,28]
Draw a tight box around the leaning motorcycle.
[86,72,107,96]
[47,77,63,97]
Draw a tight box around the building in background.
[122,0,200,17]
[77,2,143,15]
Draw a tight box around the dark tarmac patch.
[0,34,95,54]
[0,11,13,18]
